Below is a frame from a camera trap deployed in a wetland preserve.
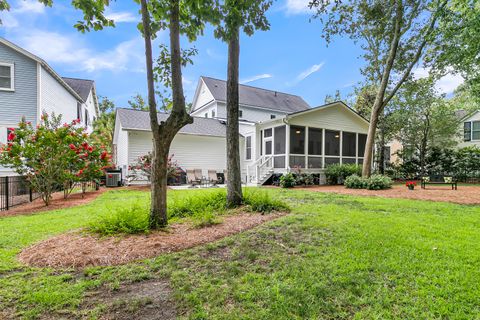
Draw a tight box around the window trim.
[0,62,15,91]
[245,135,252,160]
[472,121,480,141]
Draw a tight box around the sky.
[0,0,463,108]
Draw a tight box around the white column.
[285,124,290,170]
[339,130,343,164]
[322,129,325,168]
[305,126,309,169]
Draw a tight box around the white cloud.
[105,11,137,23]
[16,0,46,14]
[297,63,324,81]
[412,67,464,94]
[15,30,144,73]
[284,0,312,15]
[240,73,273,84]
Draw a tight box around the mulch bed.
[294,184,480,205]
[0,188,108,218]
[18,212,287,269]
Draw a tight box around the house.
[459,110,480,148]
[0,37,99,176]
[114,77,370,185]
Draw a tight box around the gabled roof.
[287,101,369,122]
[198,76,310,113]
[0,37,84,103]
[116,108,227,137]
[62,77,94,101]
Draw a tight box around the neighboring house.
[459,110,480,148]
[114,77,370,185]
[0,37,99,176]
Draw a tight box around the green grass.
[2,188,480,318]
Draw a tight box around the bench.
[421,175,457,190]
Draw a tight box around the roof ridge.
[117,108,224,120]
[200,75,304,98]
[62,76,94,82]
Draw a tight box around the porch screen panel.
[274,126,286,154]
[265,141,272,155]
[246,136,252,160]
[325,130,340,156]
[308,157,322,168]
[290,126,305,154]
[342,158,356,164]
[289,156,305,168]
[325,157,340,165]
[260,131,263,155]
[308,128,322,155]
[342,132,356,157]
[274,156,285,168]
[358,134,367,156]
[264,128,272,137]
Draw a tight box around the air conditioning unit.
[106,172,121,187]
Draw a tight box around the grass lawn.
[1,188,480,319]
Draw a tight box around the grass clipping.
[18,190,289,268]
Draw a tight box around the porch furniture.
[421,175,457,190]
[194,169,203,181]
[208,170,219,186]
[187,169,201,187]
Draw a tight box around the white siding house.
[0,37,99,176]
[459,110,480,148]
[114,77,369,185]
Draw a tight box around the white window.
[239,110,243,118]
[473,121,480,140]
[246,136,252,160]
[0,63,14,91]
[212,110,215,117]
[270,114,276,119]
[204,113,208,118]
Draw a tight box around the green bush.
[344,174,367,189]
[280,173,296,188]
[366,174,393,190]
[244,190,290,213]
[169,190,226,219]
[88,204,149,236]
[325,164,362,185]
[294,173,315,186]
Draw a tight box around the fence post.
[5,176,9,211]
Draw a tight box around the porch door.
[264,138,272,156]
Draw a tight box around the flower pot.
[408,185,415,190]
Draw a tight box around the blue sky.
[0,0,462,108]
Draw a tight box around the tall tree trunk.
[140,0,193,228]
[378,130,386,174]
[362,0,403,177]
[226,28,243,207]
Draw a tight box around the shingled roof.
[62,77,95,101]
[199,76,310,113]
[116,108,227,137]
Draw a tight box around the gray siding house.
[0,37,99,176]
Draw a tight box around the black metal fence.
[0,176,40,211]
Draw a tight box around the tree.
[1,0,214,228]
[311,0,448,177]
[213,0,273,207]
[92,97,115,153]
[128,94,149,111]
[324,90,342,104]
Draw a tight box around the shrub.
[345,174,367,189]
[168,190,226,219]
[88,204,149,236]
[280,173,296,188]
[243,190,290,213]
[325,164,362,185]
[366,174,393,190]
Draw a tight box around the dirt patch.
[18,212,287,269]
[294,184,480,205]
[0,188,108,218]
[82,279,176,320]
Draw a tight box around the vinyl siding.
[192,79,215,111]
[115,127,129,173]
[458,111,480,148]
[40,67,79,124]
[216,101,285,123]
[287,105,369,133]
[127,131,229,178]
[0,43,37,126]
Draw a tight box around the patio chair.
[186,169,200,187]
[194,169,203,181]
[208,170,219,186]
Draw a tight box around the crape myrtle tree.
[213,0,273,207]
[310,0,448,177]
[0,0,215,228]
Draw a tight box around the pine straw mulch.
[18,212,287,269]
[0,188,108,218]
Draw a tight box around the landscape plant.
[325,164,362,185]
[366,174,393,190]
[0,113,110,205]
[128,153,180,183]
[344,174,367,189]
[280,173,296,188]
